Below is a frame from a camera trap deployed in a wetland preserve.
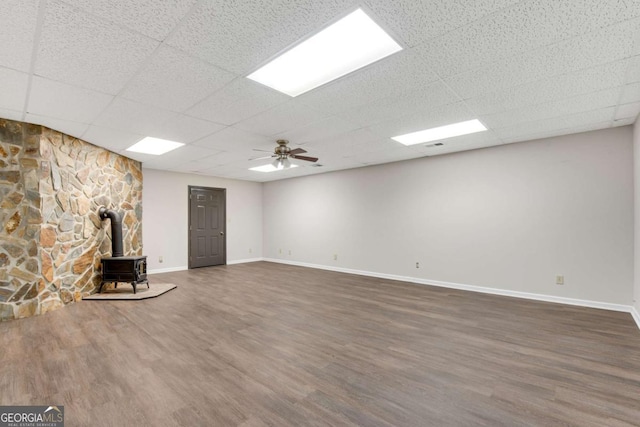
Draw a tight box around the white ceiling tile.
[446,18,640,99]
[139,144,222,169]
[423,0,640,78]
[466,60,628,116]
[408,131,501,156]
[348,146,421,166]
[275,115,361,145]
[0,67,28,111]
[191,126,269,151]
[62,0,198,41]
[35,0,159,94]
[620,82,640,104]
[615,102,640,120]
[0,0,39,72]
[0,108,23,122]
[495,107,616,141]
[339,81,459,127]
[165,0,357,75]
[24,113,89,138]
[81,125,145,152]
[299,45,440,114]
[624,55,640,84]
[208,150,260,167]
[186,78,289,126]
[93,97,178,135]
[367,102,478,139]
[480,87,621,129]
[234,99,328,136]
[27,76,113,123]
[613,117,636,126]
[301,129,389,158]
[155,114,226,144]
[120,45,237,113]
[500,120,614,145]
[365,0,521,47]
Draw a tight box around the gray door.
[188,186,226,268]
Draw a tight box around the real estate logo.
[0,406,64,427]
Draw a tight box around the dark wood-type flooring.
[2,261,640,426]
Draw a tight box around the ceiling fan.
[251,139,318,169]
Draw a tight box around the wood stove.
[99,256,148,294]
[98,207,148,294]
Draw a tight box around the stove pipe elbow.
[98,207,124,257]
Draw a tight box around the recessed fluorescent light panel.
[392,119,487,146]
[126,137,184,155]
[249,164,299,173]
[247,8,402,97]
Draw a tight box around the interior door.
[188,186,226,268]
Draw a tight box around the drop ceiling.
[1,0,639,182]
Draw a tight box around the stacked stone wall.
[0,118,142,321]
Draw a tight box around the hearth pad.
[83,283,176,300]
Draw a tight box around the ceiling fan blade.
[288,148,307,155]
[249,155,275,161]
[290,154,318,162]
[252,148,273,153]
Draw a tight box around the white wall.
[264,127,634,305]
[633,122,640,321]
[142,168,263,272]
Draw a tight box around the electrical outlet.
[279,248,282,254]
[159,256,163,263]
[416,262,419,268]
[556,275,564,285]
[288,250,291,255]
[249,248,252,253]
[333,254,338,261]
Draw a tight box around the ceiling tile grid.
[35,0,160,95]
[464,59,629,116]
[62,0,199,41]
[479,87,622,130]
[0,0,39,73]
[234,99,330,136]
[120,45,237,113]
[0,67,29,111]
[0,0,639,182]
[27,76,114,124]
[185,78,289,125]
[165,0,358,75]
[364,0,522,48]
[445,17,640,100]
[421,0,640,79]
[92,97,179,136]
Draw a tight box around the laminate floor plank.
[1,261,639,426]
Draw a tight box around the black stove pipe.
[98,207,124,257]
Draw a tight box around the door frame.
[188,185,227,269]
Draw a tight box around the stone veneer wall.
[0,118,142,321]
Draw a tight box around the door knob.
[220,231,224,235]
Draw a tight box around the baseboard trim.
[631,306,640,330]
[263,258,636,321]
[227,258,263,265]
[148,258,262,274]
[148,266,187,274]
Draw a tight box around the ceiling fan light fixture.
[250,163,299,173]
[392,119,487,146]
[247,8,402,97]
